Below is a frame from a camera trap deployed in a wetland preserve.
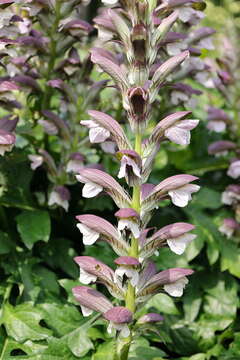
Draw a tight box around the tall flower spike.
[71,0,206,356]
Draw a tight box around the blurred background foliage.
[0,0,240,359]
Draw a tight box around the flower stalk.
[72,1,209,358]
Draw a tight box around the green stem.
[119,132,142,360]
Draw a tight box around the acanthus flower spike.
[76,214,129,256]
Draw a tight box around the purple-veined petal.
[137,313,164,324]
[76,168,132,208]
[103,306,133,324]
[140,222,195,258]
[90,47,129,91]
[74,256,124,299]
[72,286,113,316]
[87,110,131,150]
[76,214,129,256]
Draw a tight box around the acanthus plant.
[71,1,206,359]
[0,0,104,211]
[206,25,240,240]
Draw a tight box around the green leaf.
[0,231,13,254]
[220,241,240,278]
[16,210,51,249]
[129,337,166,359]
[67,327,94,357]
[39,303,83,337]
[192,187,222,209]
[92,340,115,360]
[146,293,180,315]
[2,302,52,342]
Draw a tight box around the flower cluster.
[0,0,103,211]
[71,1,205,358]
[206,27,240,239]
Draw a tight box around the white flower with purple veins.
[222,185,240,205]
[76,223,99,245]
[79,268,97,284]
[48,186,70,211]
[164,277,189,297]
[167,233,196,255]
[28,154,43,170]
[219,218,239,239]
[168,184,200,207]
[114,256,140,287]
[167,42,187,56]
[115,208,140,238]
[227,161,240,179]
[76,174,103,198]
[164,119,199,146]
[118,155,141,179]
[207,120,226,133]
[81,120,110,143]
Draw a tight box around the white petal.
[178,7,193,22]
[227,161,240,179]
[114,267,139,287]
[118,161,127,179]
[168,189,191,207]
[81,305,93,317]
[167,233,196,255]
[107,322,114,335]
[76,223,99,245]
[48,191,69,211]
[82,182,103,198]
[119,324,130,338]
[79,268,97,284]
[118,219,140,238]
[207,121,226,133]
[80,120,98,128]
[165,126,190,145]
[66,160,83,173]
[221,191,233,205]
[89,127,110,143]
[168,184,200,207]
[164,277,189,297]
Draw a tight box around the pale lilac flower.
[168,183,200,207]
[76,214,129,256]
[48,186,70,211]
[219,218,239,239]
[76,168,132,208]
[102,0,118,5]
[100,141,116,154]
[164,119,199,145]
[141,222,195,258]
[28,154,43,170]
[104,306,132,338]
[115,208,140,238]
[117,150,141,186]
[208,141,236,157]
[114,256,140,288]
[137,313,164,324]
[141,175,200,214]
[164,276,189,297]
[81,120,110,143]
[0,129,15,156]
[87,110,131,150]
[137,267,193,301]
[227,160,240,179]
[66,153,84,173]
[221,185,240,205]
[73,286,113,317]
